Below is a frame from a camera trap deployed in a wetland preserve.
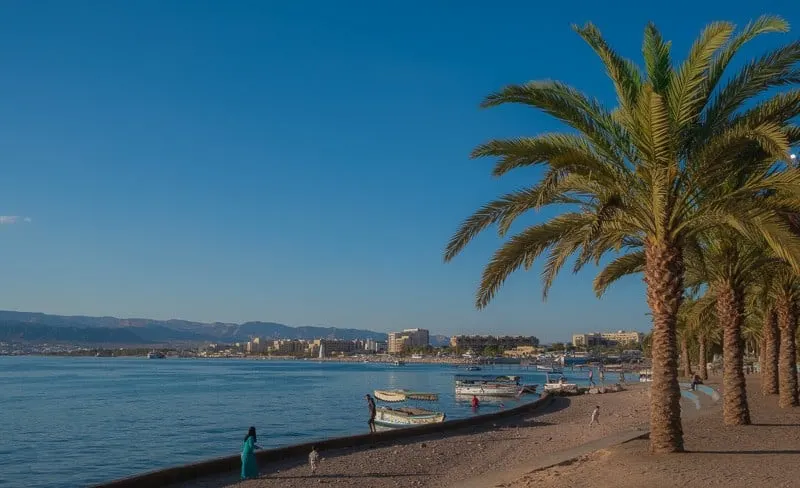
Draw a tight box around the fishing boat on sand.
[454,375,522,397]
[374,406,446,427]
[373,389,439,402]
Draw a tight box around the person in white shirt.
[590,405,600,426]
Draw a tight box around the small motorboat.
[465,366,482,371]
[393,360,406,366]
[374,406,445,427]
[374,389,438,402]
[521,384,538,394]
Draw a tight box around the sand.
[177,384,652,488]
[509,375,800,488]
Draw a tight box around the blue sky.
[0,1,796,341]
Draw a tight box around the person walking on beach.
[599,368,605,385]
[589,406,600,426]
[365,394,377,433]
[309,446,320,474]
[588,369,595,386]
[240,426,262,480]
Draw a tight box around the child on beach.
[590,406,600,426]
[309,446,320,474]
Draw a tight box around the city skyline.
[3,2,783,339]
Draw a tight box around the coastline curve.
[90,393,553,488]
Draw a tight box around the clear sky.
[0,1,796,341]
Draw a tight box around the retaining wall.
[92,393,552,488]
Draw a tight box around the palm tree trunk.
[715,282,750,425]
[777,295,798,408]
[643,240,684,453]
[680,336,693,378]
[762,309,779,395]
[698,334,708,380]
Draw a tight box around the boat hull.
[543,383,578,393]
[455,384,520,397]
[373,390,439,402]
[374,407,445,427]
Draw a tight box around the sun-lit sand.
[509,375,799,488]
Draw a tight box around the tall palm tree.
[444,17,800,452]
[749,277,780,395]
[771,268,800,407]
[684,292,718,380]
[677,301,696,378]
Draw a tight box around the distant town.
[1,327,647,360]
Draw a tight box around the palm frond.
[476,213,594,308]
[593,251,645,297]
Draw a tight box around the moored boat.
[454,375,522,397]
[543,374,578,393]
[535,364,564,374]
[374,406,445,427]
[374,389,439,402]
[147,351,165,359]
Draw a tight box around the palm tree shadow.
[689,450,800,455]
[269,472,427,479]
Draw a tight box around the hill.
[0,311,388,345]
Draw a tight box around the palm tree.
[444,17,800,452]
[750,277,780,395]
[771,268,800,407]
[677,301,696,378]
[684,292,718,380]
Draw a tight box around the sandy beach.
[176,383,653,488]
[511,375,800,488]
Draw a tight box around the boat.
[393,360,406,366]
[535,364,564,374]
[542,374,578,393]
[374,406,445,427]
[464,366,482,371]
[147,351,166,359]
[374,389,439,402]
[521,384,538,394]
[454,375,522,397]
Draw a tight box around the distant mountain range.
[0,311,391,346]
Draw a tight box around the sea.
[0,356,594,488]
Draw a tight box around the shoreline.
[157,384,651,488]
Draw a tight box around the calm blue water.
[0,357,594,488]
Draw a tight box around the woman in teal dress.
[241,426,262,479]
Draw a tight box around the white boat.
[535,364,563,374]
[454,375,522,397]
[147,351,165,359]
[543,374,578,393]
[374,406,445,427]
[393,360,406,366]
[373,389,438,402]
